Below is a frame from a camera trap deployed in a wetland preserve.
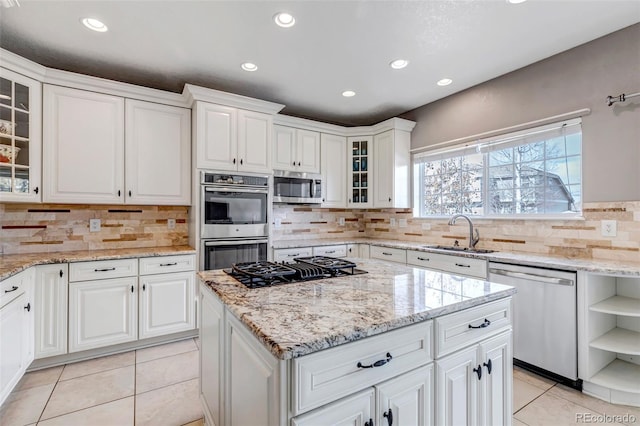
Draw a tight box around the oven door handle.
[204,239,269,247]
[204,187,268,194]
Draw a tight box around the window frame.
[412,118,583,219]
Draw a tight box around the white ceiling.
[1,1,639,126]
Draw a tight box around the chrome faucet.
[448,214,480,249]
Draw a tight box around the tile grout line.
[35,396,133,425]
[35,366,64,424]
[513,382,559,417]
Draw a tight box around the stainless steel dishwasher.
[488,262,579,385]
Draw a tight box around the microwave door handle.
[204,239,268,247]
[310,181,316,198]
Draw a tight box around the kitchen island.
[198,259,516,426]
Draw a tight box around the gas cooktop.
[225,256,367,289]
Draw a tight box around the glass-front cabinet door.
[347,136,372,208]
[0,68,42,202]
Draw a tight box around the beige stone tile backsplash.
[0,203,189,255]
[272,201,640,263]
[2,201,638,262]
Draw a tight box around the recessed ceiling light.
[241,62,258,72]
[390,59,409,70]
[342,90,356,97]
[437,78,453,86]
[507,0,527,3]
[81,17,108,32]
[274,12,295,28]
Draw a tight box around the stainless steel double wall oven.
[200,172,269,270]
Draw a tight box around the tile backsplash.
[0,203,188,254]
[2,201,638,263]
[272,201,640,263]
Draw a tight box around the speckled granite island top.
[198,259,515,360]
[0,245,196,281]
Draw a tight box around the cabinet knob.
[233,158,236,164]
[34,187,39,194]
[118,190,121,197]
[131,285,134,293]
[292,161,296,166]
[24,303,31,312]
[240,159,243,165]
[388,197,391,202]
[383,408,393,426]
[143,284,146,291]
[59,269,63,278]
[483,359,493,374]
[298,161,301,166]
[473,364,483,380]
[128,190,132,197]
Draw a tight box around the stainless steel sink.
[422,245,496,254]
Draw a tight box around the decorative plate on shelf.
[0,145,20,163]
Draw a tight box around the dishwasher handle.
[489,268,574,286]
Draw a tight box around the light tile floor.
[513,366,640,425]
[0,338,204,426]
[2,339,639,426]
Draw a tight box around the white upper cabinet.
[43,85,191,205]
[272,125,320,173]
[43,85,125,204]
[320,133,346,207]
[237,109,272,173]
[196,102,272,174]
[0,68,42,203]
[373,129,411,208]
[125,99,191,205]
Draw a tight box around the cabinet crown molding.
[0,48,47,81]
[274,114,416,137]
[183,84,285,115]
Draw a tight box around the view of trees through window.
[414,122,582,217]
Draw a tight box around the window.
[413,119,582,217]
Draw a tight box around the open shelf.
[590,359,640,394]
[590,328,640,355]
[590,296,640,317]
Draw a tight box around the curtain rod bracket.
[607,92,639,106]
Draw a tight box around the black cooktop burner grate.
[226,256,367,288]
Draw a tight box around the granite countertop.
[198,259,515,360]
[0,246,196,281]
[272,238,640,276]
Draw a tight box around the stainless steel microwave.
[273,170,322,204]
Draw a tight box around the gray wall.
[401,23,640,202]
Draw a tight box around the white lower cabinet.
[139,271,195,339]
[436,331,512,426]
[0,269,35,406]
[34,264,68,359]
[376,365,434,426]
[68,276,138,353]
[200,281,512,426]
[226,313,285,426]
[292,389,376,426]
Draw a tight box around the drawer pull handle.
[383,408,393,426]
[484,359,492,374]
[473,364,483,380]
[365,419,374,426]
[382,252,393,256]
[4,286,18,293]
[357,352,392,369]
[59,269,64,278]
[131,285,134,293]
[160,262,178,267]
[24,303,31,312]
[417,256,429,261]
[143,284,146,291]
[325,250,336,254]
[94,267,116,272]
[287,254,300,257]
[469,318,491,329]
[455,263,471,268]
